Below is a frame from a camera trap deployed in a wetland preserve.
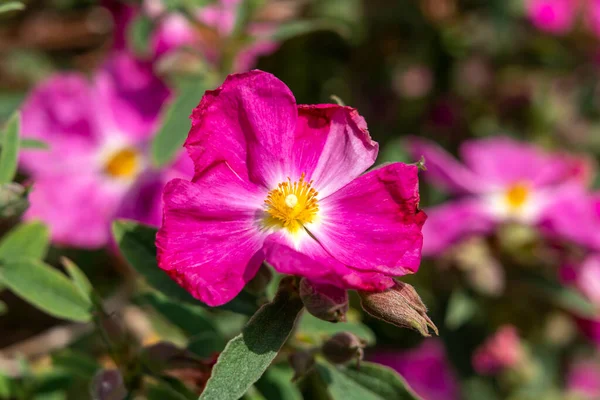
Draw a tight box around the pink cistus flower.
[146,0,279,72]
[472,325,524,375]
[370,340,459,400]
[567,358,600,399]
[408,136,589,255]
[156,70,427,307]
[20,52,192,248]
[526,0,579,34]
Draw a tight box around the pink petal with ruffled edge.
[421,199,495,255]
[156,163,268,306]
[20,74,99,177]
[407,137,487,194]
[312,163,426,276]
[459,136,589,188]
[25,174,126,248]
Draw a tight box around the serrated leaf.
[151,79,207,167]
[0,259,92,322]
[0,112,20,183]
[199,280,304,400]
[0,221,49,261]
[61,257,93,302]
[339,362,422,400]
[112,219,259,316]
[298,312,376,345]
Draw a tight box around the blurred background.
[2,0,600,399]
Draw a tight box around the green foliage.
[315,361,422,400]
[151,79,209,167]
[0,111,20,184]
[298,312,376,345]
[0,1,24,14]
[128,14,154,56]
[0,221,49,261]
[0,259,92,322]
[61,257,93,302]
[199,280,304,400]
[445,290,478,330]
[21,138,49,150]
[255,365,302,400]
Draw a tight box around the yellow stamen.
[104,148,140,179]
[505,182,530,210]
[264,173,319,233]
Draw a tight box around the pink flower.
[567,358,600,399]
[586,0,600,38]
[370,340,460,400]
[472,325,524,375]
[20,52,192,248]
[156,70,426,307]
[147,0,279,72]
[526,0,578,34]
[409,136,589,255]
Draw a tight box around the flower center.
[104,147,140,179]
[505,182,529,210]
[264,173,319,233]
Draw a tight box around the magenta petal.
[421,199,495,256]
[567,359,600,399]
[460,136,589,188]
[407,137,486,194]
[186,70,297,187]
[20,74,98,176]
[313,163,426,276]
[156,164,267,306]
[264,233,395,292]
[25,174,125,248]
[295,105,378,197]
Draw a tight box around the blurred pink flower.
[156,70,426,307]
[20,52,193,248]
[409,136,590,255]
[146,0,279,72]
[472,325,524,375]
[526,0,578,34]
[370,340,459,400]
[567,358,600,399]
[586,0,600,38]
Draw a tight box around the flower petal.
[263,232,394,291]
[185,70,297,187]
[156,163,267,306]
[295,105,378,198]
[407,137,486,194]
[25,174,125,248]
[459,136,590,188]
[20,74,98,176]
[312,163,426,276]
[421,199,495,256]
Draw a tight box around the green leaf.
[255,365,302,400]
[0,221,50,261]
[20,138,49,150]
[52,350,100,380]
[128,14,154,56]
[0,259,92,322]
[269,20,350,42]
[0,1,24,14]
[316,361,422,400]
[298,312,376,345]
[199,280,304,400]
[339,362,422,400]
[445,290,478,330]
[0,372,12,398]
[112,219,259,316]
[151,79,207,167]
[61,257,93,302]
[0,112,20,184]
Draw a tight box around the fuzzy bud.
[299,279,348,323]
[289,350,316,382]
[358,281,438,336]
[322,332,366,365]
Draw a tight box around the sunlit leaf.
[0,112,20,184]
[0,221,49,261]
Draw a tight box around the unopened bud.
[299,279,348,323]
[322,332,366,365]
[288,350,316,382]
[358,281,438,336]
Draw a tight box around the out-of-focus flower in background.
[526,0,578,35]
[472,325,525,376]
[566,358,600,400]
[370,340,460,400]
[409,136,590,255]
[19,52,192,248]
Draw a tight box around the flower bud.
[288,350,316,382]
[358,281,438,336]
[299,279,348,323]
[472,325,524,376]
[322,332,366,365]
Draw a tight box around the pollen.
[104,148,140,179]
[505,182,529,210]
[264,173,319,233]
